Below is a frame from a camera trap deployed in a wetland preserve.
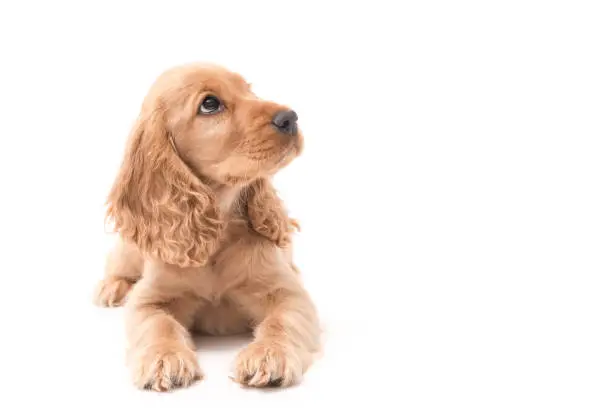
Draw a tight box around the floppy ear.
[106,107,223,268]
[246,178,299,247]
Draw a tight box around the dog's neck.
[214,183,246,217]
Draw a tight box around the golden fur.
[94,63,320,391]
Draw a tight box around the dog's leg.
[94,239,143,307]
[125,262,203,392]
[232,265,321,388]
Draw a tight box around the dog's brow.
[195,81,227,99]
[203,79,247,104]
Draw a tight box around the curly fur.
[94,62,320,392]
[247,178,297,248]
[107,107,223,267]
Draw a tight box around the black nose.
[271,110,298,135]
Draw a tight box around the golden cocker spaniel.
[94,63,320,391]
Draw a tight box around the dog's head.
[107,63,302,267]
[150,63,303,183]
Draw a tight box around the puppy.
[94,63,320,391]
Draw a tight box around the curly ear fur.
[106,108,223,268]
[246,178,299,247]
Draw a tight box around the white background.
[0,1,610,407]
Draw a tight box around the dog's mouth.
[256,140,301,179]
[255,124,302,158]
[274,143,299,167]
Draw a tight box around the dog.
[94,63,320,391]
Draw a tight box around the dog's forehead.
[180,65,249,94]
[147,63,253,106]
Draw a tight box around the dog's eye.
[199,96,223,114]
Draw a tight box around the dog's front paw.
[130,345,203,392]
[93,277,133,307]
[233,341,303,388]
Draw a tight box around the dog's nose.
[271,110,298,135]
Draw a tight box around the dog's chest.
[189,185,267,302]
[190,218,254,301]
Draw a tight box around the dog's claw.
[268,378,283,387]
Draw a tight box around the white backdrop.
[0,1,610,407]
